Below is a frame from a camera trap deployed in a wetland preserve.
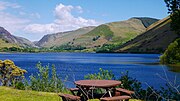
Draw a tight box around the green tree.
[160,38,180,64]
[161,0,180,65]
[165,0,180,35]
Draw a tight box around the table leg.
[76,86,89,101]
[108,90,112,97]
[106,87,116,97]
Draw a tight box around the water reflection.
[167,65,180,72]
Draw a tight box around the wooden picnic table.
[75,80,121,88]
[74,80,121,100]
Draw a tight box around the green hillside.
[0,39,21,52]
[36,26,95,47]
[0,39,19,48]
[0,26,35,48]
[115,17,178,53]
[69,18,158,52]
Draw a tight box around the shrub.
[0,60,27,87]
[118,71,159,100]
[84,68,115,80]
[160,38,180,64]
[29,62,65,93]
[15,81,25,90]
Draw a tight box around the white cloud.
[24,3,99,35]
[0,12,29,33]
[76,6,83,13]
[0,2,99,41]
[0,1,29,34]
[0,1,21,11]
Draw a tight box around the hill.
[0,27,35,48]
[0,38,19,48]
[68,17,158,51]
[115,17,179,53]
[35,26,95,47]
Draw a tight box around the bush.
[118,71,159,100]
[84,68,115,80]
[15,81,25,90]
[160,38,180,64]
[29,62,65,93]
[0,60,27,87]
[159,84,180,100]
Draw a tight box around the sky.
[0,0,169,41]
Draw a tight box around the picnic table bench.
[100,95,131,101]
[58,93,81,101]
[115,88,134,96]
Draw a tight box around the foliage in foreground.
[0,60,26,87]
[165,0,180,35]
[85,68,180,101]
[160,38,180,64]
[162,0,180,65]
[28,62,65,93]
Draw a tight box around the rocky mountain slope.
[37,17,158,51]
[0,27,35,47]
[35,26,95,47]
[68,17,158,49]
[115,17,179,53]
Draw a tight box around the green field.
[0,86,141,101]
[0,86,59,101]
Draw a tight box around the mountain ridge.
[0,27,35,47]
[65,17,158,51]
[35,26,95,47]
[115,16,178,53]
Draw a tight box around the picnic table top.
[74,80,121,88]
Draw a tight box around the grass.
[0,39,19,48]
[0,86,59,101]
[0,86,141,101]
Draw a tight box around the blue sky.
[0,0,168,41]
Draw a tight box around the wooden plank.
[116,88,134,95]
[100,95,131,101]
[69,88,79,91]
[58,93,81,101]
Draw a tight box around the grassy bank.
[0,86,59,101]
[0,86,141,101]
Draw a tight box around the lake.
[0,53,180,89]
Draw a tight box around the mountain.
[115,17,179,53]
[35,26,95,47]
[68,17,158,49]
[0,27,35,47]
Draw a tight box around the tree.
[160,38,180,64]
[164,0,180,35]
[0,60,27,87]
[161,0,180,64]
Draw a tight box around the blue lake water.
[0,53,179,89]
